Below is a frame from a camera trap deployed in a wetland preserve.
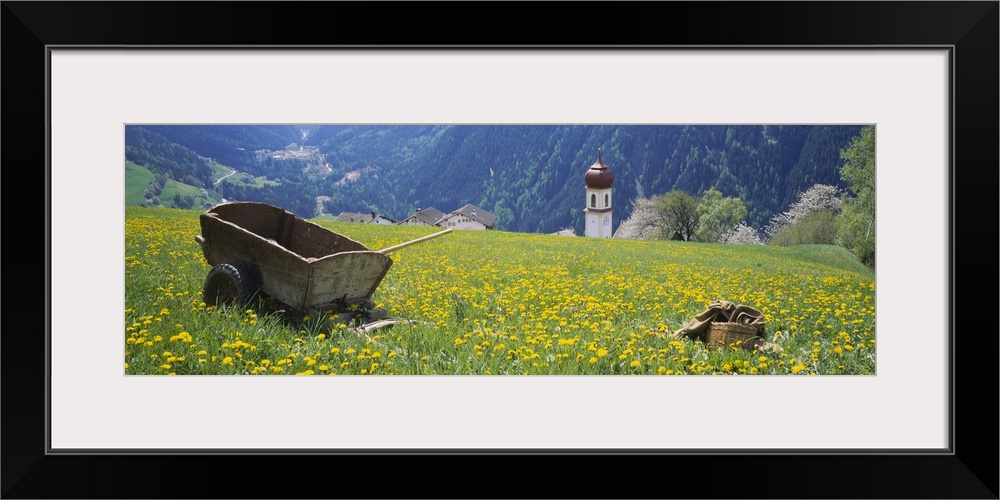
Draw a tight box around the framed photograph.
[6,2,996,498]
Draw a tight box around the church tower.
[583,148,614,238]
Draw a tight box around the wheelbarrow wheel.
[203,263,257,308]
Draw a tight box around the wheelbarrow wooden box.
[194,202,450,315]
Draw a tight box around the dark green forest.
[125,124,864,234]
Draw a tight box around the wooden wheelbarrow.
[194,202,451,323]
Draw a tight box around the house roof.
[335,212,374,223]
[335,211,395,224]
[437,203,496,227]
[403,207,445,225]
[550,228,576,236]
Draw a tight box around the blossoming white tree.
[720,221,764,245]
[613,196,659,239]
[764,183,843,238]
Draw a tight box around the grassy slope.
[774,244,874,278]
[125,207,876,376]
[207,161,230,178]
[124,161,155,205]
[125,161,223,208]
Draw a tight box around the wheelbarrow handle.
[377,228,453,254]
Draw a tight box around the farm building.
[550,228,576,236]
[399,207,445,227]
[435,204,495,230]
[334,211,395,224]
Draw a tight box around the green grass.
[125,206,876,376]
[774,244,875,278]
[220,172,280,188]
[207,161,231,179]
[125,161,223,209]
[124,161,155,205]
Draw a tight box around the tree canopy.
[837,126,876,267]
[695,188,747,243]
[653,190,701,241]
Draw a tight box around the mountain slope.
[125,124,865,233]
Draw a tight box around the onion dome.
[584,148,614,189]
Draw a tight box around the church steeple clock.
[583,148,614,238]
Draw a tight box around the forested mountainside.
[125,124,864,234]
[137,125,303,170]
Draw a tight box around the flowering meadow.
[125,206,875,376]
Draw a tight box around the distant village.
[334,204,503,231]
[336,202,585,236]
[334,204,581,237]
[333,150,622,238]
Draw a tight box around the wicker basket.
[705,322,761,350]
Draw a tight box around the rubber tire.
[203,263,257,308]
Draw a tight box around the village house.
[334,211,395,224]
[434,203,495,230]
[399,207,445,227]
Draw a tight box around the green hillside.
[124,161,155,205]
[125,161,223,209]
[125,206,875,376]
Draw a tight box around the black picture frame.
[4,2,997,498]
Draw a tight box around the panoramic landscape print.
[124,124,876,375]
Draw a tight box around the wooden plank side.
[306,251,393,309]
[199,212,311,308]
[209,202,287,241]
[285,217,370,258]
